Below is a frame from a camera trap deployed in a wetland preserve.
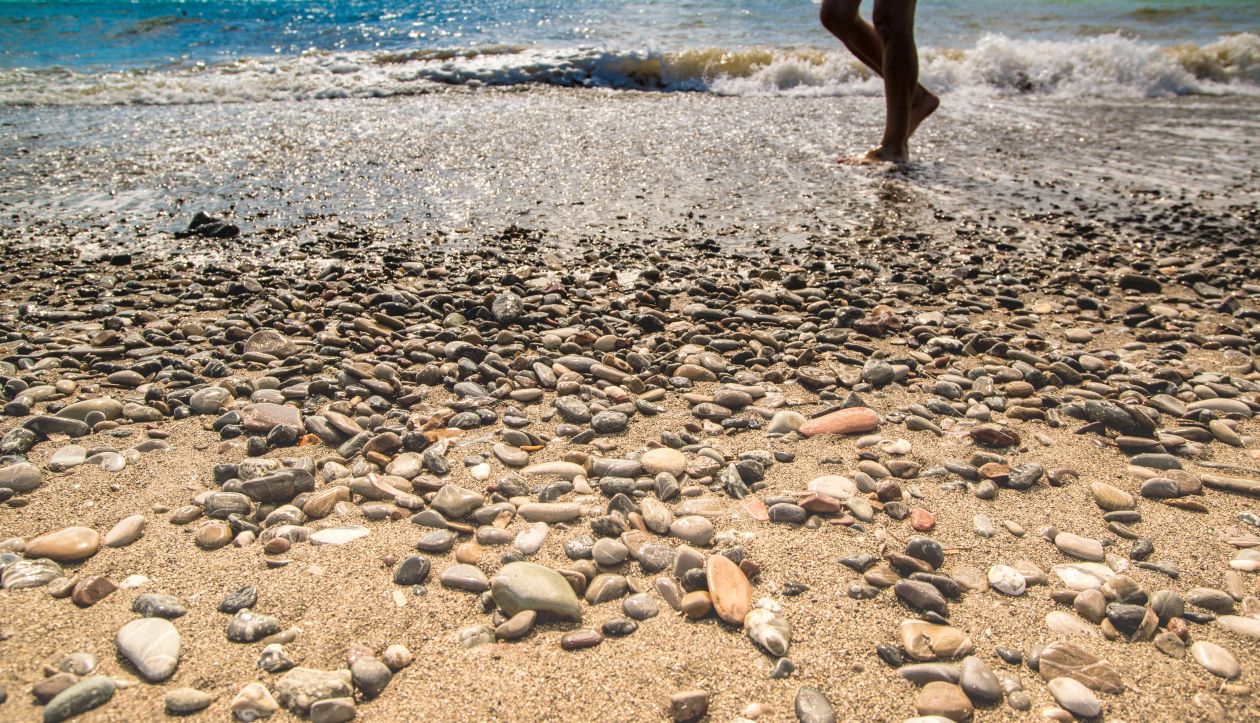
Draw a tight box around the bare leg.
[820,0,937,163]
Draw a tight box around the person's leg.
[819,0,885,78]
[822,0,937,162]
[868,0,919,162]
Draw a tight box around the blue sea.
[0,0,1257,104]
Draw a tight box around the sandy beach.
[1,86,1260,723]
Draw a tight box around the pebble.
[988,565,1025,596]
[117,617,181,682]
[231,682,279,722]
[798,407,879,437]
[670,690,709,722]
[1190,641,1240,679]
[102,515,146,548]
[1047,677,1101,718]
[165,688,215,715]
[274,668,354,714]
[707,554,752,625]
[794,686,837,723]
[914,681,973,721]
[491,561,583,621]
[24,526,100,562]
[1055,532,1105,562]
[958,656,1001,705]
[441,564,490,593]
[43,676,115,723]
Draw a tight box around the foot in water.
[839,144,909,165]
[839,90,939,165]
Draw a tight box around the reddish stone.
[706,555,752,626]
[799,492,843,514]
[798,407,879,437]
[910,508,936,532]
[739,498,769,521]
[71,575,117,607]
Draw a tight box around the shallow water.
[1,90,1256,263]
[0,1,1258,105]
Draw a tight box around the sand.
[1,87,1259,722]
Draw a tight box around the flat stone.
[310,526,369,545]
[25,526,100,562]
[48,445,87,472]
[1190,641,1240,679]
[274,668,353,715]
[988,565,1025,596]
[895,579,948,616]
[1218,615,1260,639]
[899,620,973,661]
[56,398,123,422]
[0,461,41,492]
[245,329,298,357]
[1048,677,1101,718]
[117,617,181,682]
[165,688,214,715]
[514,523,548,556]
[1055,532,1105,562]
[959,656,1001,705]
[585,573,628,604]
[1045,611,1102,637]
[2,558,62,589]
[706,554,752,625]
[517,502,580,523]
[103,514,146,548]
[560,629,603,650]
[189,386,232,415]
[1052,563,1115,591]
[491,561,583,622]
[310,698,356,723]
[670,690,709,722]
[131,593,187,620]
[43,676,115,723]
[1037,641,1124,693]
[794,686,837,723]
[241,402,303,433]
[669,516,714,546]
[915,681,973,721]
[1090,482,1135,511]
[799,407,879,437]
[641,448,687,476]
[521,462,586,480]
[623,592,659,620]
[440,564,490,593]
[431,484,483,519]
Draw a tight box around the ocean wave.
[0,33,1256,106]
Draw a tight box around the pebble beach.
[2,31,1260,723]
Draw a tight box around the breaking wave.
[0,32,1256,106]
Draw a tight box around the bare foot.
[908,89,940,137]
[838,144,909,165]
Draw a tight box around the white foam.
[0,33,1256,107]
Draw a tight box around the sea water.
[0,0,1257,104]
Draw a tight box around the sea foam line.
[0,33,1256,107]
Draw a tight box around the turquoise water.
[0,1,1257,103]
